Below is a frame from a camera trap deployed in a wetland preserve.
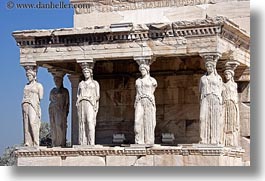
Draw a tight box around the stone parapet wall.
[15,144,246,166]
[93,57,204,145]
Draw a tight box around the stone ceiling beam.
[13,16,250,68]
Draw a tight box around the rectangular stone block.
[17,157,61,166]
[240,103,250,137]
[164,104,199,121]
[183,155,220,166]
[113,78,125,89]
[164,75,188,88]
[239,83,250,103]
[62,156,105,166]
[207,1,250,33]
[155,88,165,105]
[241,137,250,163]
[122,106,134,120]
[96,106,107,121]
[164,88,179,105]
[155,104,163,115]
[219,156,244,166]
[154,155,184,166]
[106,155,154,166]
[234,157,244,166]
[185,120,200,137]
[98,79,115,90]
[121,90,135,105]
[95,61,114,73]
[134,155,154,166]
[155,76,165,89]
[219,156,233,166]
[124,78,136,90]
[184,87,199,104]
[106,156,137,166]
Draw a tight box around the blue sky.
[0,0,74,155]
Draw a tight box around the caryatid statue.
[49,71,69,147]
[222,62,240,147]
[76,62,100,145]
[22,66,44,146]
[199,54,223,145]
[134,63,157,144]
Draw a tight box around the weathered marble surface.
[13,0,250,166]
[93,58,204,145]
[72,0,250,33]
[77,62,100,145]
[134,64,157,144]
[241,137,250,164]
[13,16,250,69]
[22,66,44,147]
[222,62,240,147]
[238,82,250,138]
[15,145,246,166]
[199,55,223,145]
[49,73,69,147]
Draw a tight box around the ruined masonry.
[13,0,250,166]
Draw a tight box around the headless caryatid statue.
[134,64,157,144]
[77,63,100,145]
[199,60,223,145]
[222,64,240,147]
[49,73,69,147]
[22,66,44,147]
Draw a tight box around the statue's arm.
[135,79,141,95]
[152,78,157,88]
[150,78,157,94]
[95,81,100,101]
[221,82,225,104]
[218,77,223,104]
[234,83,239,104]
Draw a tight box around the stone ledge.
[15,145,246,166]
[12,16,249,52]
[15,144,244,157]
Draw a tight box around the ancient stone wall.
[94,57,205,145]
[72,0,250,33]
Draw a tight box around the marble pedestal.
[14,144,247,166]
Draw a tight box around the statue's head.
[80,62,93,80]
[139,64,150,77]
[26,69,36,82]
[52,72,65,88]
[224,69,234,82]
[82,67,93,80]
[224,62,239,82]
[205,61,216,75]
